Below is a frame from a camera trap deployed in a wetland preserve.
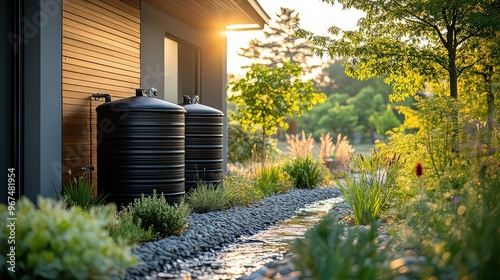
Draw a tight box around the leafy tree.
[295,93,358,138]
[319,99,358,137]
[350,86,386,140]
[294,82,400,141]
[295,0,500,101]
[227,119,278,164]
[239,7,318,74]
[293,95,336,137]
[461,35,500,145]
[312,59,392,96]
[369,105,402,136]
[227,62,326,161]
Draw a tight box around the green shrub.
[222,171,262,206]
[129,190,191,237]
[377,97,463,189]
[0,197,136,279]
[376,128,424,206]
[228,119,279,164]
[338,150,400,225]
[292,213,388,279]
[369,104,402,137]
[185,182,233,213]
[448,172,500,280]
[337,174,384,226]
[284,155,328,189]
[389,116,500,279]
[60,175,108,210]
[398,160,500,280]
[108,207,157,245]
[253,163,294,196]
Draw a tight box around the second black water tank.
[96,90,186,205]
[181,96,224,192]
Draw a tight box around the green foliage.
[337,149,401,225]
[369,105,402,136]
[295,0,500,100]
[227,119,278,164]
[350,86,386,134]
[284,156,328,189]
[129,190,191,237]
[292,213,389,280]
[227,61,325,136]
[227,61,326,161]
[460,36,500,132]
[296,93,358,138]
[185,182,233,213]
[313,59,393,97]
[294,83,398,142]
[446,168,500,280]
[338,175,382,226]
[60,175,108,210]
[108,207,157,245]
[376,128,426,205]
[379,93,500,278]
[375,97,474,210]
[253,164,294,196]
[397,157,500,279]
[222,170,263,207]
[402,97,461,178]
[386,97,462,180]
[0,197,136,279]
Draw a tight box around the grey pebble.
[124,188,342,279]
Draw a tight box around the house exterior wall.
[0,0,64,203]
[61,0,141,185]
[1,0,15,205]
[23,0,63,202]
[141,1,228,171]
[3,0,253,203]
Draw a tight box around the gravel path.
[125,187,343,279]
[238,196,429,280]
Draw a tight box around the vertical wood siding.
[62,0,140,185]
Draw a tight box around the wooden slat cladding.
[62,0,140,186]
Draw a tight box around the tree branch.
[392,1,449,48]
[452,6,459,49]
[456,57,485,77]
[457,28,482,45]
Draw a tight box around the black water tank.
[96,90,186,205]
[181,96,224,192]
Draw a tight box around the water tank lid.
[96,96,186,112]
[182,103,224,116]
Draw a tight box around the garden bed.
[126,187,342,279]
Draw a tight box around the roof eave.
[232,0,270,30]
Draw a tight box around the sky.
[226,0,365,75]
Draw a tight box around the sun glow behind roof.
[226,23,262,31]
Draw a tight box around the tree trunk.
[449,49,458,99]
[484,71,495,148]
[446,19,458,100]
[486,90,495,148]
[447,38,459,156]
